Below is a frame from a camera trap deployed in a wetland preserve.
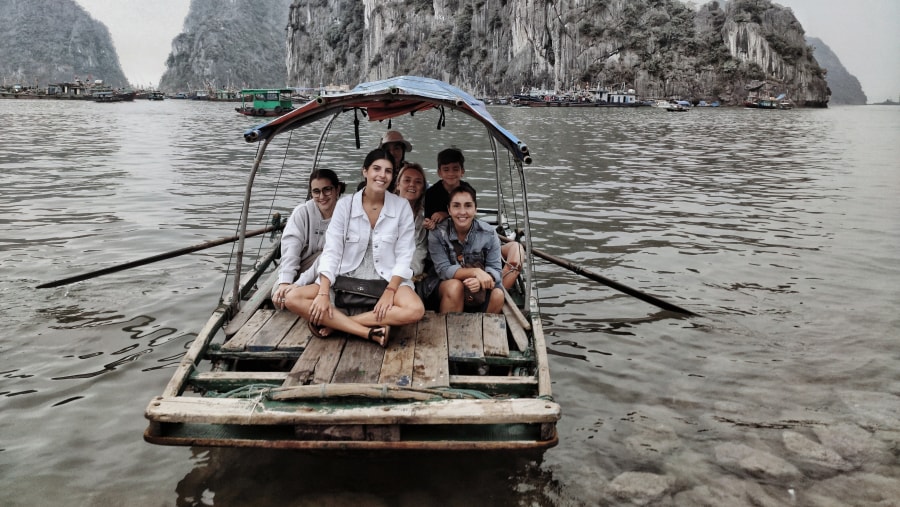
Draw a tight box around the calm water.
[1,98,898,506]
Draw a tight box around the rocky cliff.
[0,0,128,87]
[286,0,830,106]
[806,36,866,105]
[158,0,292,93]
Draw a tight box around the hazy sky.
[75,0,899,102]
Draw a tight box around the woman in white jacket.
[284,148,425,346]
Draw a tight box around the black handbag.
[333,275,388,309]
[463,285,486,308]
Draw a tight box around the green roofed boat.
[235,88,295,117]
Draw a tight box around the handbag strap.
[449,223,484,270]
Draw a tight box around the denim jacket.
[427,218,502,285]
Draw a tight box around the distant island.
[871,99,899,106]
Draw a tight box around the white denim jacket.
[316,190,416,288]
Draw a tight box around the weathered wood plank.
[191,371,287,391]
[221,309,274,352]
[502,288,531,330]
[378,322,417,386]
[195,372,288,382]
[482,313,509,357]
[283,335,347,387]
[292,424,400,442]
[332,338,387,384]
[450,375,537,386]
[530,319,553,398]
[502,303,530,351]
[446,313,484,361]
[276,317,312,351]
[224,269,280,337]
[147,396,561,425]
[247,310,300,351]
[412,312,449,388]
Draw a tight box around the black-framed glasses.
[311,186,334,196]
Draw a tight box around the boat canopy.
[243,76,531,164]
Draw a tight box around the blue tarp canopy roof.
[243,76,530,163]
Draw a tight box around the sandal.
[367,325,390,347]
[308,320,331,339]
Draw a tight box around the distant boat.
[744,87,793,109]
[235,89,295,117]
[666,103,690,112]
[92,89,136,103]
[514,88,648,108]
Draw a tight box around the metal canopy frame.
[231,76,536,315]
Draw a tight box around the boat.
[666,100,691,112]
[92,89,136,102]
[148,91,165,101]
[743,81,793,109]
[235,88,295,117]
[516,87,648,107]
[143,75,561,451]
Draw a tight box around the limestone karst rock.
[807,36,867,105]
[0,0,128,88]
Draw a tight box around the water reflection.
[175,448,563,507]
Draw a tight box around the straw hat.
[380,130,412,152]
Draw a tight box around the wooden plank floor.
[220,308,519,388]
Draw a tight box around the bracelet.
[316,292,328,297]
[384,287,396,292]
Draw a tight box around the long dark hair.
[360,148,397,192]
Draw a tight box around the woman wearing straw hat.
[380,130,412,170]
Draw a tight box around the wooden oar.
[501,236,699,317]
[36,224,281,289]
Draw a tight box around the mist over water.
[2,99,898,506]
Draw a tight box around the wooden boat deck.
[145,295,558,450]
[204,308,530,391]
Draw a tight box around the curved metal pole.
[231,136,273,312]
[515,159,534,313]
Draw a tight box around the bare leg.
[438,279,465,313]
[486,288,504,314]
[501,242,525,289]
[345,286,425,328]
[285,284,373,340]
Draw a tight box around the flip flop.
[367,325,390,347]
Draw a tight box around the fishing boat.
[235,88,295,117]
[666,101,691,112]
[148,91,165,101]
[92,89,137,102]
[143,76,561,451]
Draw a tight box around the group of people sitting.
[270,131,524,347]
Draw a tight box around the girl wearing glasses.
[273,169,346,306]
